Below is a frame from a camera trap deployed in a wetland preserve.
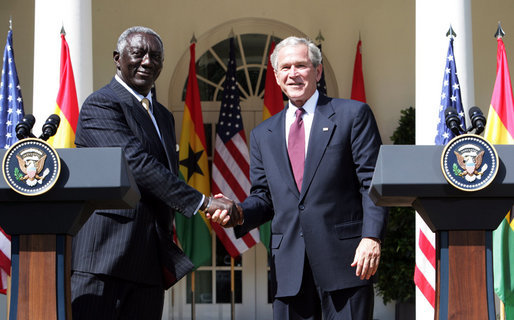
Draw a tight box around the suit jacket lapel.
[301,95,335,199]
[110,79,166,160]
[154,104,179,174]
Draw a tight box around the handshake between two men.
[201,194,243,228]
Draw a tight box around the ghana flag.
[175,42,212,268]
[486,36,514,319]
[48,30,78,148]
[260,41,284,252]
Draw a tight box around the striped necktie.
[141,98,152,117]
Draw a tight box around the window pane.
[235,70,249,99]
[248,67,261,96]
[186,271,213,304]
[240,34,268,65]
[197,79,216,101]
[196,50,225,85]
[212,38,242,68]
[216,237,242,267]
[215,270,242,303]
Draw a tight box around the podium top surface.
[370,144,514,207]
[0,147,140,209]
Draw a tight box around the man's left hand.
[350,237,381,280]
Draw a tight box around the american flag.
[434,37,466,144]
[0,27,25,294]
[1,28,24,148]
[211,37,259,257]
[415,36,466,313]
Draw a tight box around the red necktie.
[288,108,305,191]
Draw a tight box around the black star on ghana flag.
[179,144,204,181]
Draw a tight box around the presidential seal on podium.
[441,134,498,192]
[2,138,61,196]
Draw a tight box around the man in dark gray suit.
[71,26,240,320]
[211,36,387,319]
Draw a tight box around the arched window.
[169,18,338,112]
[183,34,284,102]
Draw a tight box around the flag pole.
[171,287,175,320]
[495,22,506,320]
[231,257,235,320]
[191,271,196,320]
[188,33,197,320]
[6,16,11,306]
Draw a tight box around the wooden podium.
[370,145,514,320]
[0,147,140,320]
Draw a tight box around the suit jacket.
[238,94,388,298]
[72,78,198,288]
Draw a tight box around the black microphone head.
[15,114,36,140]
[444,107,458,117]
[468,106,486,134]
[39,114,61,141]
[45,114,61,127]
[23,114,36,127]
[444,107,462,136]
[469,106,482,117]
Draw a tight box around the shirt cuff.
[193,194,205,215]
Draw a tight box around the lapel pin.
[323,127,329,131]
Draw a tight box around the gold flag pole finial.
[446,25,457,39]
[316,30,324,44]
[190,33,197,44]
[495,22,506,39]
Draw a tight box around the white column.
[32,0,92,136]
[416,0,475,145]
[415,1,474,319]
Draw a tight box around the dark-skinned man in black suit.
[71,26,241,320]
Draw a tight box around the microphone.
[444,107,463,136]
[15,114,36,140]
[39,114,61,141]
[468,106,486,135]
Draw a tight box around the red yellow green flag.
[260,41,284,252]
[350,39,366,103]
[263,41,284,120]
[486,37,514,319]
[175,43,212,268]
[48,32,79,148]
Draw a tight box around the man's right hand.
[204,194,243,227]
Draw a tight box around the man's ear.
[113,51,120,69]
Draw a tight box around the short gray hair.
[270,36,322,71]
[116,26,164,54]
